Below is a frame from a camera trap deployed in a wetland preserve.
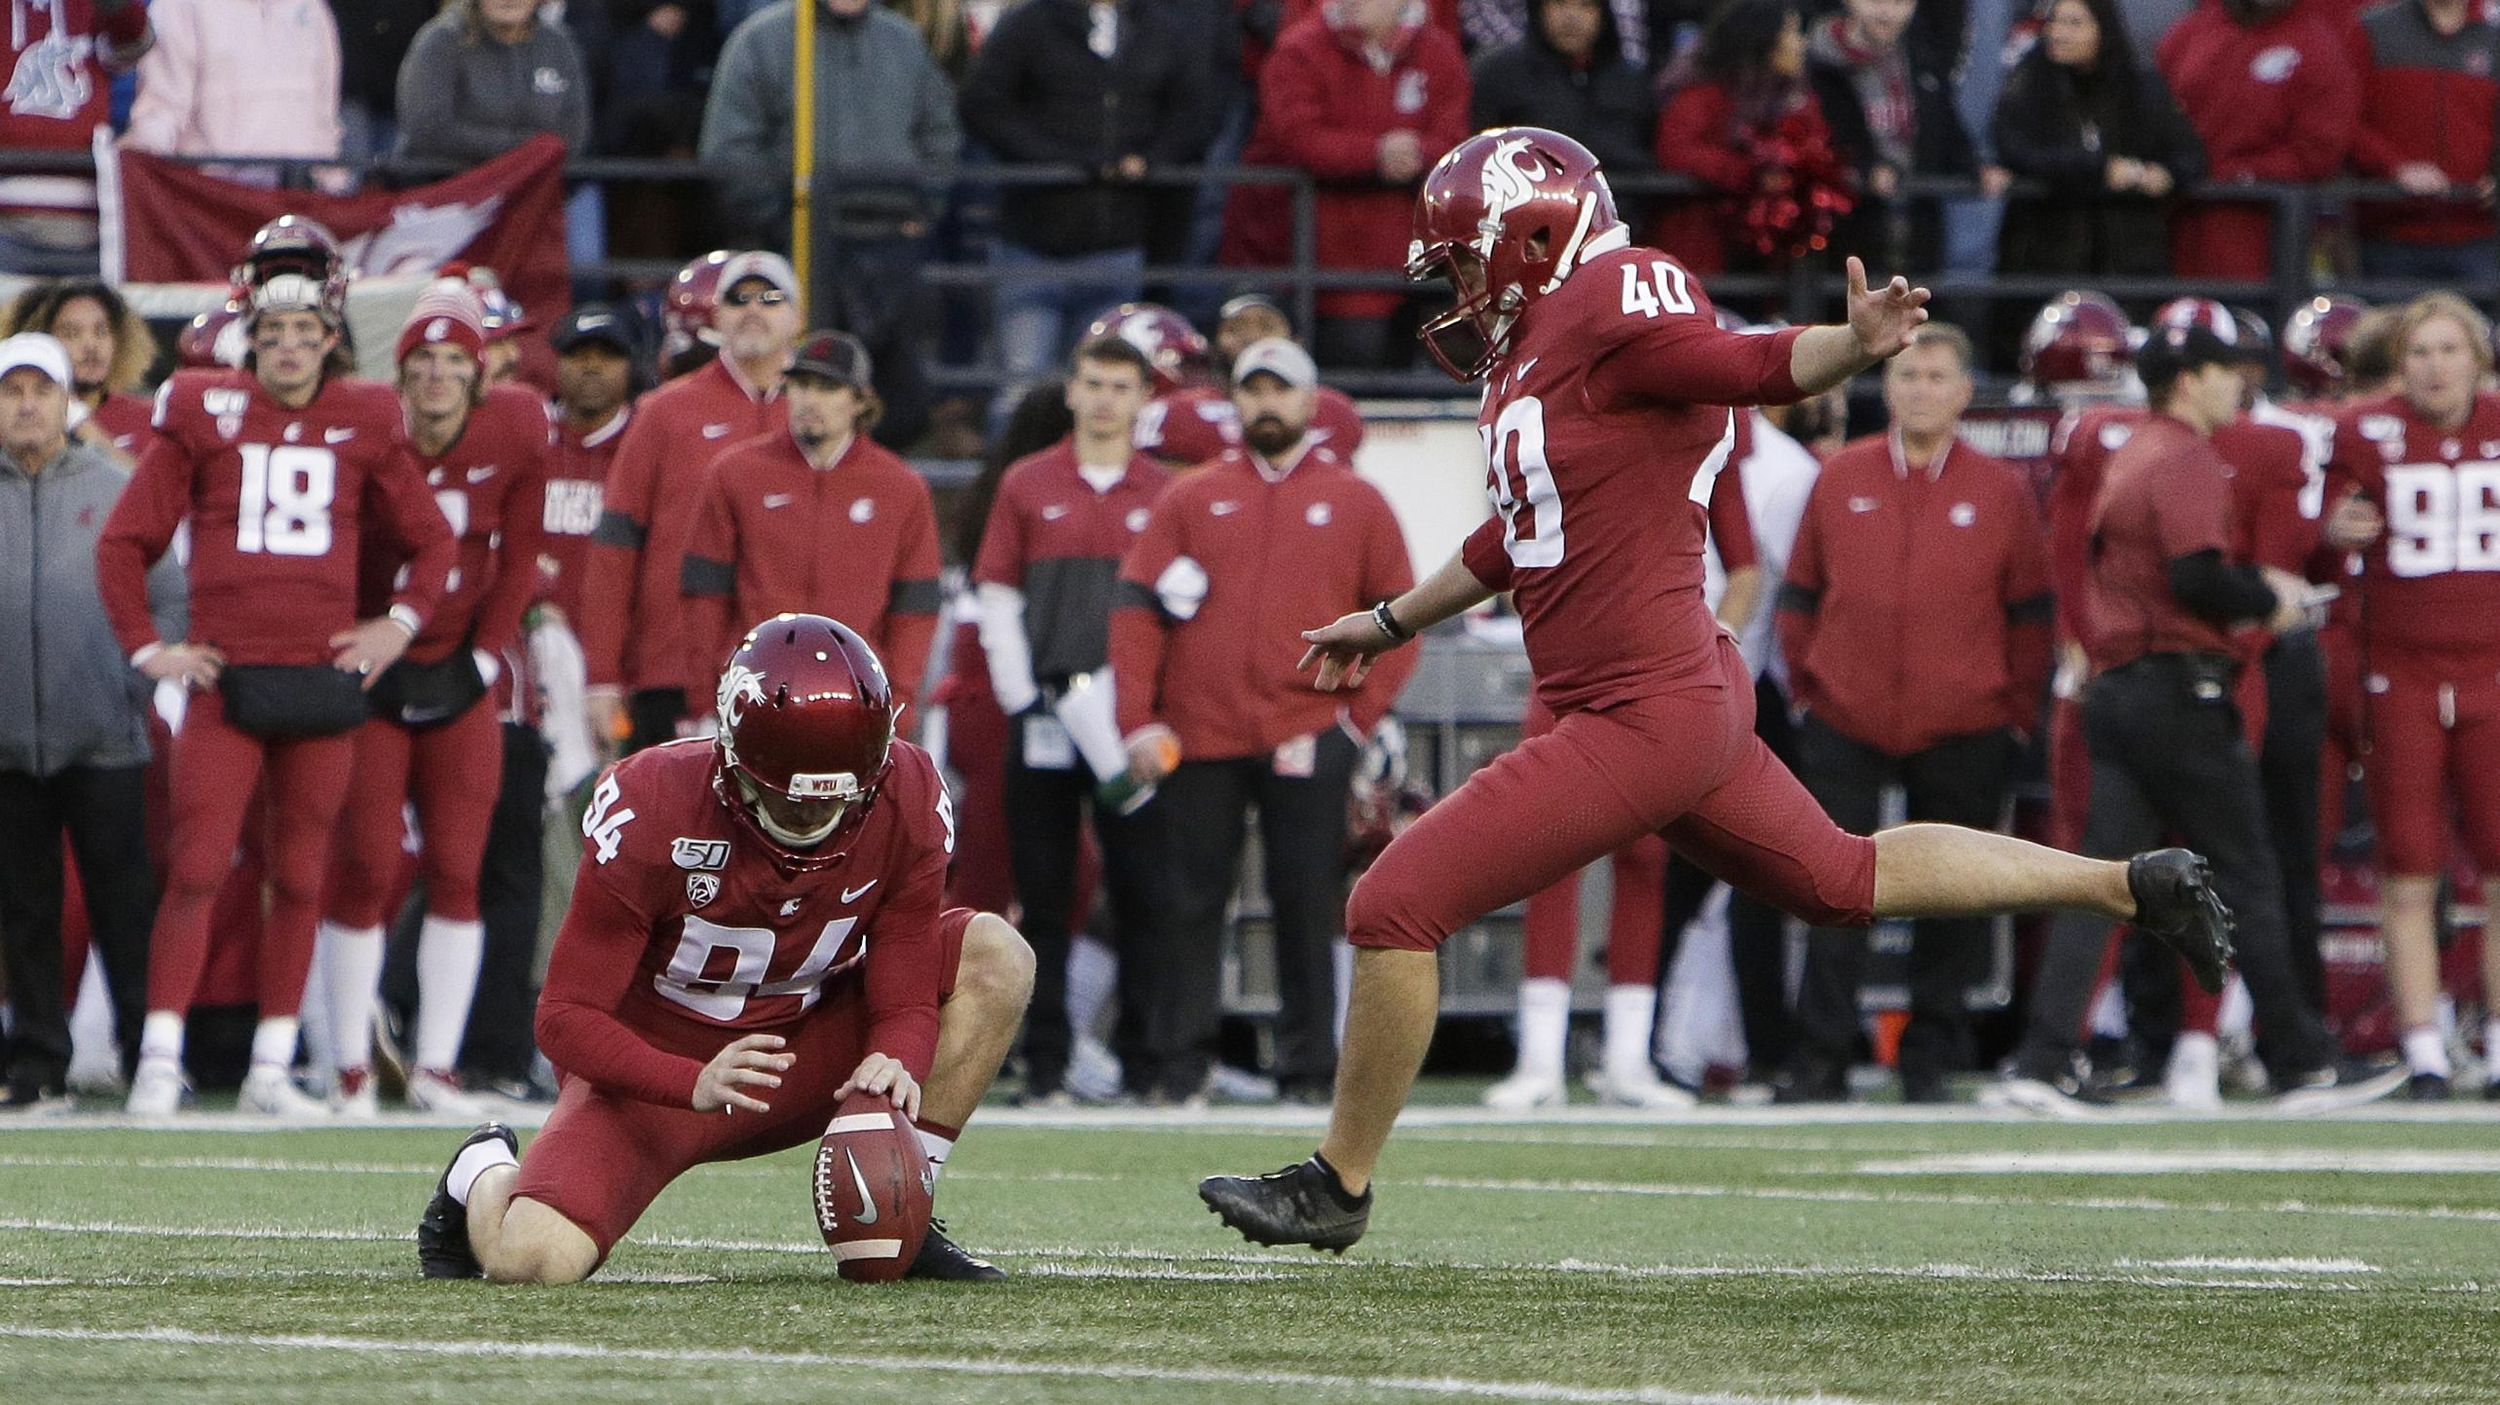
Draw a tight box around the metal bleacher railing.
[9,148,2480,403]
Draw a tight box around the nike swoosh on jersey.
[840,880,878,903]
[324,427,355,443]
[702,423,733,439]
[763,493,795,509]
[466,466,497,483]
[1210,501,1240,516]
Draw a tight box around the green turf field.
[5,1096,2500,1403]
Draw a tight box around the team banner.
[97,133,571,319]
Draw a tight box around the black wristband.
[1370,599,1411,643]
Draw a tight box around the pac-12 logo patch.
[687,873,720,907]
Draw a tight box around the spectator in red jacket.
[1775,324,2051,1104]
[0,0,149,262]
[1230,0,1470,370]
[1653,0,1851,277]
[2347,0,2500,284]
[1111,337,1415,1102]
[2158,0,2358,282]
[680,332,943,713]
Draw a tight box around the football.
[812,1091,934,1282]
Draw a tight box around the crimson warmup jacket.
[1235,12,1470,320]
[2348,0,2500,246]
[579,356,786,696]
[1112,442,1415,760]
[2159,0,2358,279]
[680,431,942,711]
[1777,431,2053,755]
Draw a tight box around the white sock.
[68,957,116,1071]
[297,936,335,1076]
[918,1128,954,1187]
[414,915,485,1072]
[1601,984,1657,1079]
[1065,934,1117,1040]
[318,921,386,1071]
[250,1015,300,1070]
[139,1010,185,1065]
[1513,978,1569,1080]
[2402,1026,2450,1077]
[2216,975,2252,1039]
[2484,1018,2500,1076]
[446,1137,519,1207]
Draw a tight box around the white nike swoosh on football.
[702,423,732,438]
[324,428,354,443]
[841,881,877,903]
[846,1149,880,1225]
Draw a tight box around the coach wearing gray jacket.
[0,334,185,1109]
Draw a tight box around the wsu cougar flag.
[97,134,572,319]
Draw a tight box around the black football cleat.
[1199,1157,1371,1255]
[2127,849,2235,994]
[418,1122,516,1280]
[906,1219,1005,1282]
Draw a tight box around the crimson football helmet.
[661,250,734,373]
[2020,291,2135,390]
[236,214,349,328]
[713,614,897,870]
[1083,302,1209,393]
[179,299,249,369]
[1408,126,1621,381]
[2282,295,2367,397]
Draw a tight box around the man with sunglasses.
[580,252,799,758]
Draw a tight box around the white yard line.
[1404,1174,2500,1224]
[1854,1150,2500,1175]
[15,1101,2500,1135]
[0,1215,2466,1296]
[0,1324,1890,1405]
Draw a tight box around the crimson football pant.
[0,765,155,1087]
[511,907,973,1263]
[147,689,355,1020]
[1001,718,1169,1098]
[2012,657,2335,1085]
[1790,719,2014,1082]
[2361,644,2500,877]
[1518,695,1665,986]
[326,700,502,928]
[1156,729,1359,1098]
[1351,638,1876,958]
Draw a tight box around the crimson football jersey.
[537,737,956,1107]
[540,404,629,623]
[1137,383,1367,466]
[360,383,553,664]
[97,370,453,666]
[2045,405,2146,649]
[89,390,156,460]
[1454,235,1807,715]
[2326,391,2500,658]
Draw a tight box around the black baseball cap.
[789,330,873,390]
[549,304,637,357]
[2136,323,2245,386]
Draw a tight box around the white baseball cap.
[1231,336,1317,391]
[718,250,802,304]
[0,332,71,388]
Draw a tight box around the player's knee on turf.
[954,913,1036,1013]
[483,1198,602,1285]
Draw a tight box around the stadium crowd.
[0,0,2495,1123]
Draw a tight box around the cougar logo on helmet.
[1478,137,1548,255]
[718,660,770,732]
